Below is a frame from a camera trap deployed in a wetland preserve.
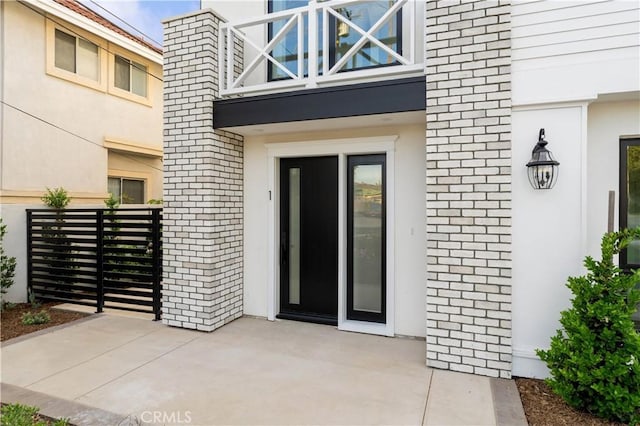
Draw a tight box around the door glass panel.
[289,167,301,304]
[352,163,383,314]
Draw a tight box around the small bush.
[104,193,119,210]
[21,310,51,325]
[28,293,41,310]
[537,229,640,424]
[41,187,71,209]
[0,218,17,310]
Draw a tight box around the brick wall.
[162,10,244,331]
[425,0,512,378]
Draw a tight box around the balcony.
[218,0,424,97]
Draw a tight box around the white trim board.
[266,135,397,337]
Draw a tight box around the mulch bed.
[515,377,626,426]
[1,302,90,342]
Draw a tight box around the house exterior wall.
[511,1,640,378]
[161,0,638,380]
[0,0,163,302]
[425,1,512,378]
[162,10,244,331]
[243,124,427,337]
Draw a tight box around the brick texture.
[162,11,244,331]
[425,0,512,378]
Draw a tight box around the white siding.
[512,0,640,105]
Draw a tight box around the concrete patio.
[0,313,526,425]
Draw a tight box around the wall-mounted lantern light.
[526,128,560,189]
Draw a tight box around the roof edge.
[23,0,163,64]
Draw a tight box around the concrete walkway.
[0,314,526,425]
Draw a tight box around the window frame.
[107,44,152,106]
[114,55,148,97]
[619,137,640,270]
[108,176,147,205]
[46,20,107,92]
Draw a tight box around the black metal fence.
[27,208,162,319]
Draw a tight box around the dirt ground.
[515,377,627,426]
[0,302,89,342]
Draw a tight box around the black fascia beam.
[213,76,426,129]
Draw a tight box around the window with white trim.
[114,55,147,97]
[619,137,640,329]
[54,28,99,81]
[108,177,145,204]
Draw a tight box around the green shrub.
[0,218,17,310]
[21,310,51,325]
[41,187,71,209]
[104,193,119,210]
[1,403,39,426]
[537,229,640,424]
[40,187,75,281]
[0,403,70,426]
[28,293,41,310]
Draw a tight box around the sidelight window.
[347,154,386,323]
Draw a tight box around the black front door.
[279,156,338,325]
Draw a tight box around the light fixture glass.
[526,128,560,189]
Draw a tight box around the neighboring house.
[0,0,163,302]
[162,0,640,379]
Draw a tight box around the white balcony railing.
[219,0,422,96]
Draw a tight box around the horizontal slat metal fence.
[27,208,162,319]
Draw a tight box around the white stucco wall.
[512,104,586,378]
[242,124,427,337]
[511,1,640,378]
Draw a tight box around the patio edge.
[0,383,129,425]
[491,377,528,426]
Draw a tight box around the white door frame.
[266,135,396,337]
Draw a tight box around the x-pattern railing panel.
[219,0,417,96]
[324,0,408,76]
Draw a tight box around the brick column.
[425,1,512,378]
[162,11,243,331]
